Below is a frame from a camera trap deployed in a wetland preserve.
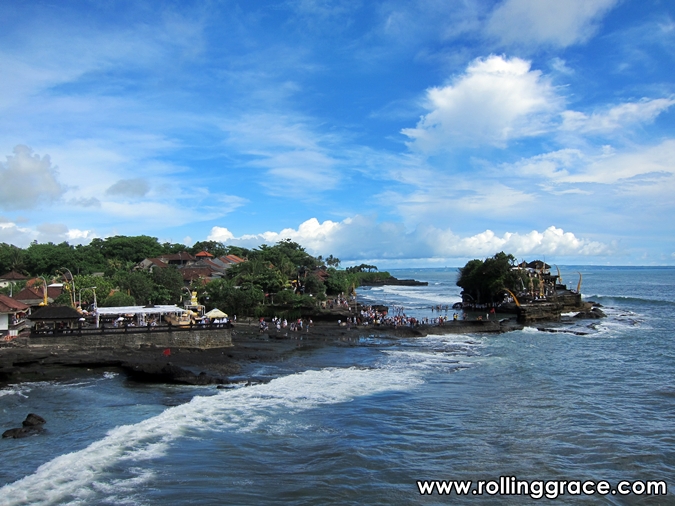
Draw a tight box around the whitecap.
[0,366,422,506]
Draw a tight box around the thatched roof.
[28,305,82,321]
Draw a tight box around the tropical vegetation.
[456,252,528,305]
[0,236,391,317]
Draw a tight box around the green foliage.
[23,241,76,275]
[0,243,26,274]
[113,271,156,305]
[302,273,326,297]
[325,255,340,267]
[1,234,363,315]
[346,264,378,273]
[456,252,525,304]
[90,235,165,264]
[190,240,228,257]
[53,292,74,306]
[204,278,265,316]
[72,275,116,306]
[250,239,319,270]
[152,266,184,304]
[100,291,136,307]
[227,259,287,293]
[324,268,351,295]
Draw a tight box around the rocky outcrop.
[574,307,607,319]
[119,361,225,385]
[2,413,46,438]
[359,277,428,286]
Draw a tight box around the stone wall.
[27,327,232,349]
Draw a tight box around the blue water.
[1,267,674,505]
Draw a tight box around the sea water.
[1,267,674,505]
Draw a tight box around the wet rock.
[119,361,224,385]
[23,413,46,427]
[3,413,46,438]
[574,308,606,319]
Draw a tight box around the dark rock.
[3,413,46,438]
[23,413,46,427]
[4,427,32,438]
[574,309,605,319]
[119,361,224,385]
[359,277,428,286]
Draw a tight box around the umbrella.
[205,308,228,318]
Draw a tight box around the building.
[0,271,28,289]
[135,252,247,284]
[13,284,64,308]
[0,294,30,338]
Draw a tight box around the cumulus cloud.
[208,216,608,261]
[486,0,618,48]
[105,178,150,198]
[0,220,94,247]
[402,55,561,151]
[560,98,675,134]
[507,139,675,186]
[0,145,66,210]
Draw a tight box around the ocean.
[1,267,674,505]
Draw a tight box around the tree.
[204,278,264,316]
[190,240,228,258]
[100,291,136,307]
[152,267,184,304]
[0,243,26,274]
[91,235,165,264]
[456,252,525,304]
[114,271,156,305]
[23,242,75,275]
[325,255,340,267]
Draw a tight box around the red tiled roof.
[0,271,28,281]
[195,251,214,258]
[161,252,195,262]
[14,286,43,301]
[180,267,213,282]
[220,255,246,264]
[0,294,29,313]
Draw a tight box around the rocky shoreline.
[0,319,511,388]
[0,303,604,389]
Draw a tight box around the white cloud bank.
[402,55,561,151]
[0,219,95,246]
[208,216,608,261]
[561,98,675,134]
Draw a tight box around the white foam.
[0,385,31,398]
[0,366,421,505]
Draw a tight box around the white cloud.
[105,178,151,198]
[0,145,66,210]
[402,55,561,151]
[486,0,618,48]
[560,98,675,134]
[207,216,608,261]
[504,140,675,190]
[0,220,94,247]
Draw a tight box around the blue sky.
[0,0,674,267]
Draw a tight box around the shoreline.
[0,319,521,389]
